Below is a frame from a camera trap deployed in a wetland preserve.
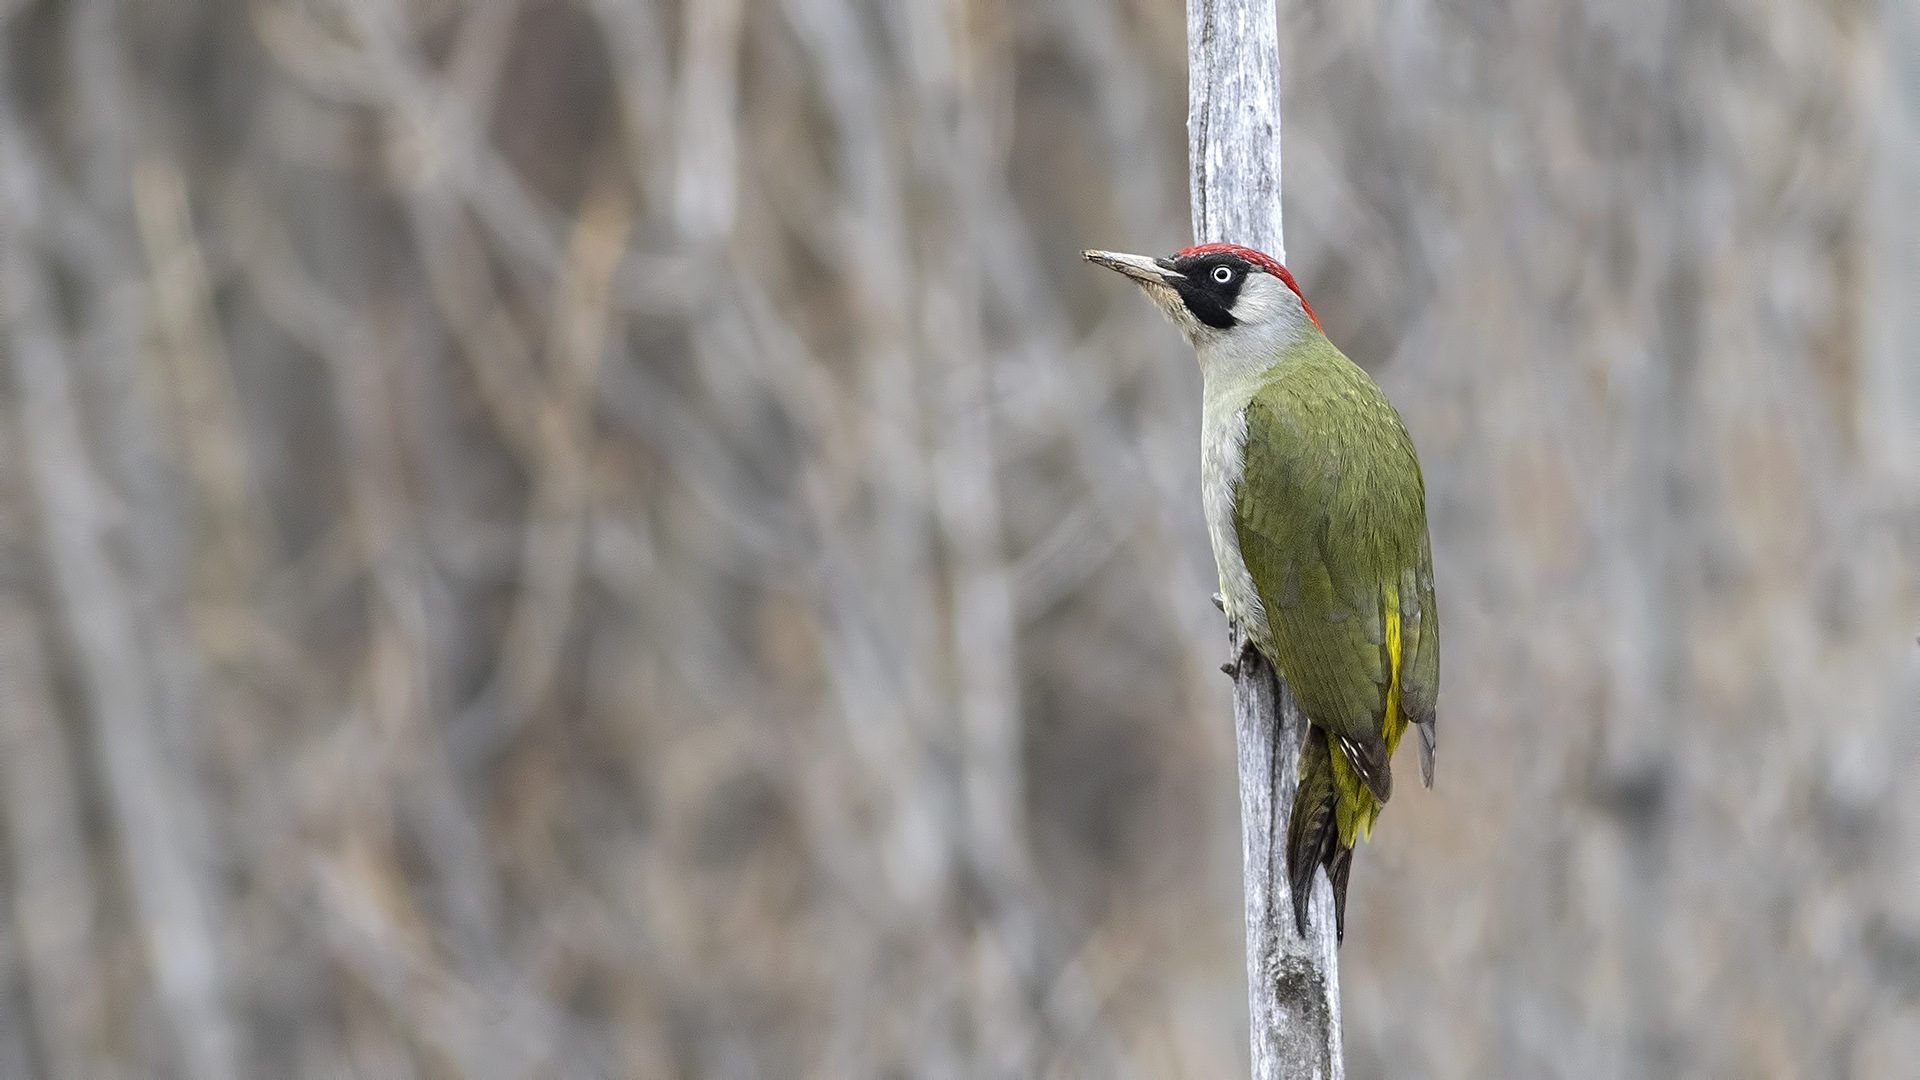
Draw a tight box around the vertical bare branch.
[1189,1,1344,1076]
[1188,0,1288,262]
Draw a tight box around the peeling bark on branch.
[1188,2,1345,1076]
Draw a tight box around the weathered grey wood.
[1187,0,1288,262]
[1227,638,1343,1080]
[1188,2,1345,1077]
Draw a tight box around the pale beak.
[1083,249,1185,287]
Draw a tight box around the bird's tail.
[1415,717,1437,789]
[1285,728,1353,941]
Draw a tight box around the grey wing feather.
[1337,732,1393,804]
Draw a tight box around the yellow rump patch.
[1383,584,1404,754]
[1330,584,1411,848]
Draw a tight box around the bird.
[1084,242,1439,941]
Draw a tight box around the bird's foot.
[1214,593,1253,678]
[1221,638,1255,679]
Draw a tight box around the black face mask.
[1161,252,1254,329]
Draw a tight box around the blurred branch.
[223,159,563,1080]
[0,83,241,1080]
[465,183,631,763]
[0,607,104,1080]
[133,156,276,598]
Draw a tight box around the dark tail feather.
[1327,843,1353,942]
[1337,731,1393,804]
[1416,718,1437,788]
[1285,730,1339,939]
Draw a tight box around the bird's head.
[1084,243,1322,365]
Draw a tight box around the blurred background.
[0,0,1915,1077]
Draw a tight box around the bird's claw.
[1221,639,1256,680]
[1216,593,1247,677]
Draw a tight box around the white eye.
[1212,266,1233,283]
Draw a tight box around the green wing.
[1233,342,1440,799]
[1402,528,1440,785]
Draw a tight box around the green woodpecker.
[1085,243,1438,940]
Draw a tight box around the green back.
[1232,336,1439,758]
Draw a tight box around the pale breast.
[1200,403,1271,650]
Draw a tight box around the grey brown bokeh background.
[0,0,1915,1076]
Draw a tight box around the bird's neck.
[1196,317,1313,419]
